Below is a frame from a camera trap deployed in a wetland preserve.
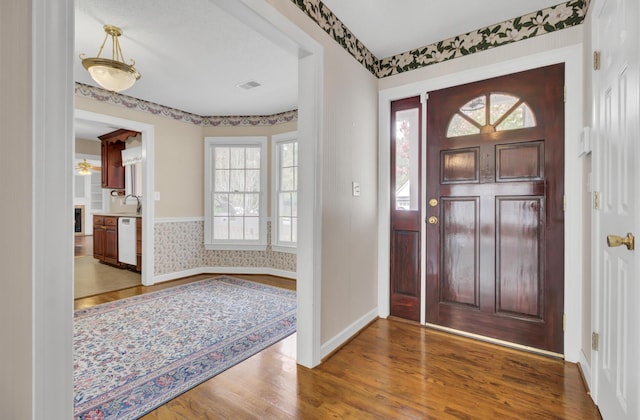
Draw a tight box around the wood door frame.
[378,44,585,363]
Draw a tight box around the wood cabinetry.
[93,215,119,266]
[93,215,105,260]
[98,129,140,190]
[136,217,142,272]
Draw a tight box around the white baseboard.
[153,266,296,284]
[579,349,592,393]
[320,308,378,360]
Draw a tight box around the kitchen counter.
[93,212,141,217]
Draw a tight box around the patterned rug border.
[74,276,296,419]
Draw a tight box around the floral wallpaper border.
[75,82,297,127]
[290,0,590,78]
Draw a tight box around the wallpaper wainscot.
[154,220,296,277]
[76,83,297,279]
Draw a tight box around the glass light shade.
[83,58,140,92]
[78,168,92,176]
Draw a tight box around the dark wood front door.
[390,96,422,321]
[425,64,565,353]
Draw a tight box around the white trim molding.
[153,267,297,284]
[75,109,156,286]
[320,308,378,359]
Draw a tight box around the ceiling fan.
[75,159,101,176]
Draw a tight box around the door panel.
[441,197,479,307]
[390,96,422,321]
[496,196,543,318]
[593,0,639,417]
[426,64,564,353]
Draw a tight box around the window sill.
[204,243,267,252]
[271,245,297,254]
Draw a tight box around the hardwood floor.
[75,276,601,419]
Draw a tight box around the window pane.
[279,192,292,217]
[460,96,486,125]
[291,217,298,242]
[279,217,292,242]
[245,217,260,240]
[215,147,229,169]
[246,147,261,169]
[245,169,261,192]
[229,193,244,216]
[213,216,228,239]
[489,94,518,124]
[213,194,229,216]
[395,108,419,211]
[215,169,229,192]
[230,148,244,169]
[245,193,260,216]
[281,143,294,167]
[229,216,243,240]
[229,169,245,192]
[446,114,481,137]
[496,103,537,131]
[291,192,297,217]
[281,167,295,191]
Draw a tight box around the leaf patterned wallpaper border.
[290,0,590,78]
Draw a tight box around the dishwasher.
[118,217,137,266]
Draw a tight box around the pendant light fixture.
[80,25,141,92]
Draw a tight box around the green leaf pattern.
[290,0,590,78]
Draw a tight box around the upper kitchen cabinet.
[98,129,140,189]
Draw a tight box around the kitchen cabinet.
[136,217,142,272]
[93,216,105,260]
[98,129,140,190]
[93,215,119,266]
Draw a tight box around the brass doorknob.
[428,216,438,225]
[606,232,635,251]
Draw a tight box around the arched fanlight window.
[446,93,536,138]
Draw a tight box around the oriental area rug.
[73,276,296,419]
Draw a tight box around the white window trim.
[271,131,298,252]
[204,136,268,251]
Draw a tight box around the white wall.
[0,0,75,418]
[0,1,35,416]
[267,0,380,356]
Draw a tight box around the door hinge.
[592,332,600,351]
[594,191,601,210]
[563,194,566,212]
[563,85,567,103]
[593,51,601,71]
[563,313,566,331]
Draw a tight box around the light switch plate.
[352,182,361,197]
[154,191,161,201]
[578,126,591,157]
